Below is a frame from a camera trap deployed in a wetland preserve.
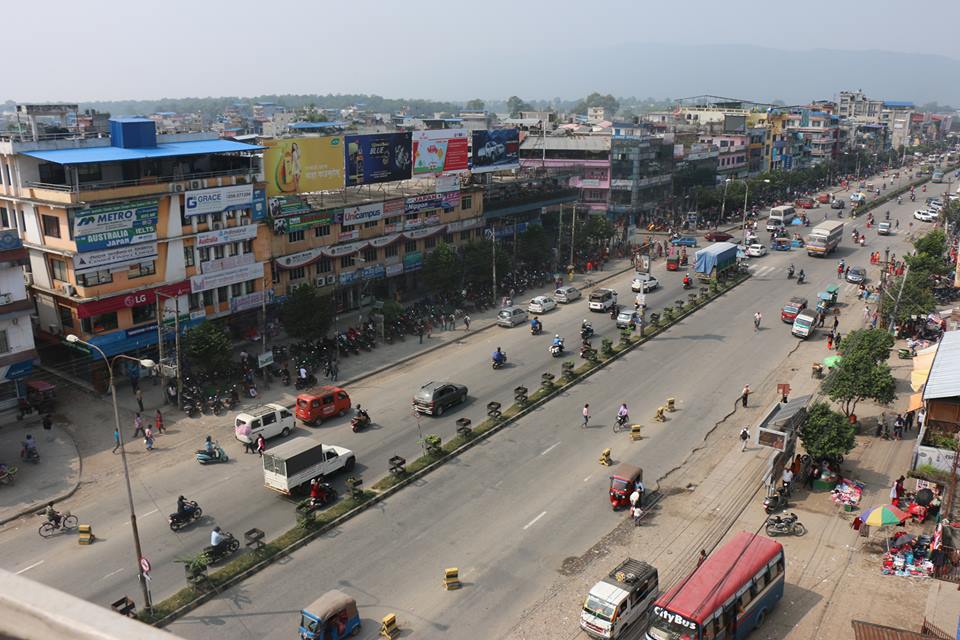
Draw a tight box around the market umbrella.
[822,355,843,368]
[915,488,935,506]
[861,504,910,527]
[892,532,915,547]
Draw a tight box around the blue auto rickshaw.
[771,237,792,251]
[816,285,839,313]
[299,590,361,640]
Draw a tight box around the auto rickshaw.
[609,463,643,511]
[299,590,361,640]
[18,380,55,417]
[295,387,352,426]
[771,237,792,251]
[666,256,680,271]
[816,285,839,313]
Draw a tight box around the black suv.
[413,381,468,416]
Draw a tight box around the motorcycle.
[181,395,200,418]
[616,413,629,429]
[765,513,806,537]
[549,340,565,357]
[280,367,291,386]
[580,324,594,341]
[530,323,543,336]
[168,501,202,531]
[579,342,594,359]
[196,442,229,465]
[295,372,318,390]
[351,411,371,433]
[492,353,507,370]
[20,446,39,464]
[203,531,240,563]
[797,273,805,285]
[682,279,692,290]
[787,267,795,279]
[763,487,788,514]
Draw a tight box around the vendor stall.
[831,479,864,512]
[881,531,935,577]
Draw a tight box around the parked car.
[831,200,846,209]
[746,243,768,257]
[845,267,867,284]
[780,297,808,323]
[630,273,660,293]
[670,236,697,247]
[413,381,468,416]
[554,286,581,303]
[527,296,557,314]
[914,210,937,222]
[497,306,528,327]
[703,231,733,242]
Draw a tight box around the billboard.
[344,132,412,186]
[471,129,520,173]
[342,202,385,227]
[184,185,253,217]
[263,136,345,196]
[412,129,469,176]
[73,242,158,275]
[74,199,159,252]
[404,191,460,215]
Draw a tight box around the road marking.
[584,475,592,482]
[16,560,43,575]
[102,567,124,580]
[523,511,548,531]
[540,442,561,456]
[142,509,158,517]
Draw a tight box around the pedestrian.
[154,409,165,434]
[417,324,424,344]
[329,360,339,382]
[894,413,905,440]
[631,504,643,526]
[464,315,470,331]
[242,433,255,453]
[635,479,645,505]
[837,264,843,279]
[906,409,915,431]
[582,403,590,428]
[112,427,121,454]
[740,384,750,408]
[629,488,640,509]
[697,549,707,567]
[827,334,833,350]
[835,332,842,350]
[833,316,839,331]
[256,433,266,457]
[133,412,145,438]
[42,413,53,441]
[426,320,433,339]
[135,387,144,412]
[845,265,850,278]
[863,306,870,323]
[817,311,825,328]
[739,426,750,451]
[781,467,794,494]
[144,426,154,451]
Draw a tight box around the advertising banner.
[74,200,159,252]
[184,185,253,217]
[230,291,264,313]
[342,202,384,226]
[263,136,345,196]
[276,248,325,270]
[404,191,460,215]
[252,188,268,221]
[345,132,412,186]
[385,262,403,277]
[195,224,259,247]
[190,262,264,293]
[268,195,312,218]
[77,280,191,318]
[412,129,469,176]
[436,174,460,193]
[471,129,521,173]
[201,252,256,275]
[73,242,158,275]
[402,250,423,272]
[277,209,338,235]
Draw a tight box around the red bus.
[646,532,785,640]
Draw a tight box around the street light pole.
[720,179,730,225]
[65,335,154,612]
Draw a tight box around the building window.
[405,213,419,223]
[245,280,255,294]
[77,270,113,287]
[425,236,436,249]
[243,239,254,254]
[184,246,195,268]
[0,329,10,354]
[228,242,239,257]
[363,220,379,229]
[314,225,331,238]
[132,304,156,325]
[340,255,354,269]
[76,164,102,183]
[128,261,156,279]
[385,244,399,258]
[461,231,471,241]
[50,259,67,282]
[89,311,119,333]
[231,283,243,297]
[198,247,211,262]
[213,245,225,260]
[318,257,332,273]
[362,247,377,262]
[189,293,202,311]
[385,216,401,228]
[216,286,228,304]
[288,230,305,243]
[58,305,74,328]
[41,215,61,238]
[461,196,472,210]
[202,290,214,306]
[289,267,305,280]
[405,239,417,253]
[0,207,9,228]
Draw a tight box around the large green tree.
[800,402,857,462]
[822,347,896,417]
[506,96,532,117]
[465,98,485,111]
[879,271,937,326]
[183,321,233,378]
[517,224,554,271]
[461,240,510,288]
[279,283,335,341]
[837,329,894,363]
[572,92,620,117]
[422,242,462,295]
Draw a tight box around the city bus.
[646,532,785,640]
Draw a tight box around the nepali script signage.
[73,200,158,253]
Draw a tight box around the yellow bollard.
[443,567,461,590]
[630,424,643,441]
[654,407,666,422]
[78,524,95,545]
[599,448,612,466]
[380,613,400,638]
[666,397,676,412]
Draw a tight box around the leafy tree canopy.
[837,329,894,364]
[279,284,335,341]
[465,98,485,111]
[822,351,896,417]
[506,96,532,117]
[183,321,233,377]
[422,242,463,295]
[800,402,857,462]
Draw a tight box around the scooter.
[765,513,806,537]
[549,341,565,357]
[787,267,795,279]
[203,532,240,563]
[492,353,507,370]
[295,372,317,390]
[21,445,39,464]
[351,411,371,433]
[763,487,788,514]
[580,324,594,341]
[196,442,229,465]
[168,501,202,531]
[682,279,692,290]
[797,273,805,285]
[530,323,543,336]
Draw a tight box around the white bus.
[766,205,795,231]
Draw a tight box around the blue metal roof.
[288,121,343,129]
[21,139,264,165]
[884,101,914,108]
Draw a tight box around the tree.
[506,96,532,117]
[822,349,896,417]
[517,225,554,271]
[465,98,485,111]
[422,242,462,295]
[837,329,894,364]
[183,321,233,378]
[279,283,335,341]
[879,271,937,326]
[572,92,620,117]
[461,240,509,288]
[913,229,947,262]
[800,402,857,462]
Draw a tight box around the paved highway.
[166,188,927,639]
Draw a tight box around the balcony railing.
[0,130,107,143]
[26,167,256,193]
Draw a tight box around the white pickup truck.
[262,437,356,495]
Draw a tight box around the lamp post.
[720,179,731,225]
[65,334,155,612]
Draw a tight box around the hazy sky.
[8,0,959,102]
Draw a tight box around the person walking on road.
[135,387,144,412]
[631,504,643,527]
[133,412,145,438]
[464,315,470,332]
[417,324,424,344]
[697,549,708,567]
[256,433,266,457]
[582,403,591,428]
[740,385,751,408]
[143,426,154,451]
[753,311,762,331]
[827,334,833,350]
[112,427,121,454]
[739,426,750,451]
[154,409,165,434]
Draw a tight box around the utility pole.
[569,205,577,268]
[556,204,563,269]
[887,264,909,333]
[490,226,497,306]
[720,179,730,224]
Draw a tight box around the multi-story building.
[838,90,884,122]
[0,113,269,370]
[0,229,38,407]
[746,127,767,174]
[786,109,839,167]
[519,135,611,213]
[608,135,674,229]
[698,133,748,178]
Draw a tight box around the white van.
[767,205,795,231]
[791,310,817,339]
[235,403,296,443]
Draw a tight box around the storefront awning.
[910,344,938,392]
[907,393,924,412]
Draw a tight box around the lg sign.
[123,293,148,307]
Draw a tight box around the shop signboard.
[73,242,158,275]
[127,323,157,338]
[324,240,368,258]
[268,195,313,218]
[756,427,787,452]
[262,136,345,196]
[230,291,264,313]
[282,209,338,234]
[195,224,259,247]
[471,129,520,173]
[339,269,360,285]
[276,248,324,270]
[74,199,159,252]
[252,188,268,221]
[412,129,469,176]
[77,280,191,318]
[190,262,264,293]
[402,250,423,272]
[344,132,413,186]
[201,252,255,274]
[342,202,384,226]
[385,262,403,277]
[184,184,253,217]
[339,229,359,241]
[404,225,445,240]
[362,264,385,280]
[404,191,460,215]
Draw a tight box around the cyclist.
[44,502,62,528]
[617,403,629,426]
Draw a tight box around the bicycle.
[38,512,78,538]
[613,415,630,433]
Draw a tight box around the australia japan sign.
[73,199,159,253]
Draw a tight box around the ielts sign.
[76,281,191,318]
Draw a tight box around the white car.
[477,140,505,164]
[527,296,557,314]
[914,210,937,222]
[630,273,660,293]
[746,243,768,257]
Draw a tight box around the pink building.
[519,135,611,213]
[698,134,748,177]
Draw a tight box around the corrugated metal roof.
[21,139,264,165]
[520,136,611,152]
[288,121,343,129]
[923,332,960,400]
[851,620,929,639]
